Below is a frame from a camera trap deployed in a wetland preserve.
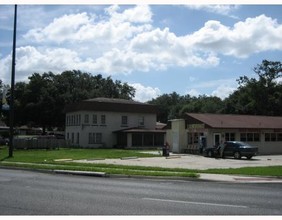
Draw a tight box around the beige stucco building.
[166,113,282,155]
[65,98,165,148]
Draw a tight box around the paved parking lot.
[78,153,282,170]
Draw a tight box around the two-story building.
[64,98,165,148]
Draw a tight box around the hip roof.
[186,113,282,129]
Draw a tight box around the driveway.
[76,153,282,170]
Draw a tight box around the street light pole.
[9,4,17,158]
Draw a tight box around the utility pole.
[9,5,17,158]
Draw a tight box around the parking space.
[77,154,282,170]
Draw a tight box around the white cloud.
[24,5,153,45]
[1,5,282,83]
[186,89,200,97]
[106,4,152,23]
[185,5,239,17]
[186,78,237,99]
[130,83,161,102]
[187,15,282,58]
[211,84,236,99]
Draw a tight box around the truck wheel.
[247,156,252,160]
[234,152,241,159]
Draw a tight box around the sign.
[188,124,205,129]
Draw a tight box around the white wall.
[65,111,156,148]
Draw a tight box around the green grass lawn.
[0,146,159,163]
[1,146,281,177]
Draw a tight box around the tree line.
[0,70,135,132]
[0,60,281,131]
[148,60,282,122]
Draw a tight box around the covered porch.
[114,128,166,149]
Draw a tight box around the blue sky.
[1,3,282,102]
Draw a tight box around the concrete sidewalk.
[198,173,282,183]
[74,153,282,183]
[1,153,282,183]
[77,154,282,170]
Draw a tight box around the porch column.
[127,133,132,148]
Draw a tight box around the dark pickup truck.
[203,141,258,159]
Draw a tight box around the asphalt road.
[1,168,282,215]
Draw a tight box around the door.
[213,133,221,147]
[224,142,234,156]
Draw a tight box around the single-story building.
[64,98,166,148]
[166,113,282,155]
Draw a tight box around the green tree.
[224,60,282,116]
[11,70,136,130]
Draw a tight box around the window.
[278,133,282,141]
[93,114,97,125]
[138,116,144,127]
[121,116,128,126]
[188,133,193,144]
[254,133,260,142]
[240,133,247,142]
[76,133,79,144]
[240,133,260,142]
[225,133,235,141]
[88,133,102,144]
[247,133,254,142]
[96,133,102,144]
[265,133,282,142]
[265,133,270,142]
[84,114,89,124]
[101,115,106,125]
[193,133,199,144]
[71,133,74,144]
[271,133,276,142]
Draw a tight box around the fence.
[14,137,70,150]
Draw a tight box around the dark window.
[278,133,282,141]
[93,114,97,124]
[271,133,277,142]
[240,133,246,142]
[265,133,270,142]
[225,133,235,141]
[89,133,102,144]
[138,116,144,127]
[247,133,253,142]
[84,114,89,124]
[132,133,143,146]
[101,115,106,125]
[144,133,153,146]
[121,116,128,126]
[76,133,79,144]
[254,133,260,141]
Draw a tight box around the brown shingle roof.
[65,97,157,114]
[186,113,282,129]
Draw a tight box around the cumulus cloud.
[211,84,236,99]
[185,5,239,17]
[24,5,152,45]
[187,15,282,58]
[130,83,161,102]
[186,89,201,97]
[1,5,282,83]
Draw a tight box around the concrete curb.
[54,170,108,177]
[1,165,282,183]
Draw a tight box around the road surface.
[0,168,282,215]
